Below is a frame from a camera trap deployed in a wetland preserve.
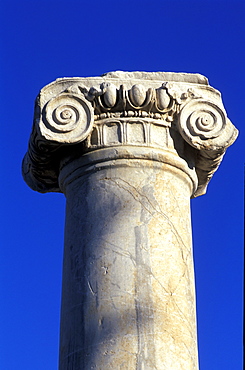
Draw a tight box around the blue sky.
[0,1,243,369]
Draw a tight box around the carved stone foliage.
[22,72,238,195]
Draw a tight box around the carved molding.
[22,72,238,196]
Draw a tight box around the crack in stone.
[100,238,137,266]
[170,300,195,338]
[102,240,188,297]
[183,342,198,369]
[87,278,97,296]
[101,177,189,251]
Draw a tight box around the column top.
[22,71,238,197]
[47,70,209,87]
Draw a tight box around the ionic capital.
[22,71,238,196]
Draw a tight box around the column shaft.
[59,149,198,369]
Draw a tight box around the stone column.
[22,71,238,369]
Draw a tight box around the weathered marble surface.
[23,71,237,197]
[59,155,197,369]
[22,71,238,369]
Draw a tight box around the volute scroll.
[41,92,94,144]
[177,98,238,151]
